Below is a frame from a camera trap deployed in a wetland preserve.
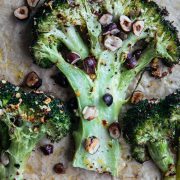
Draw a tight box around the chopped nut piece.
[24,71,42,89]
[131,91,144,104]
[151,69,161,78]
[84,136,100,154]
[1,80,6,84]
[43,97,52,105]
[108,122,120,139]
[99,14,113,26]
[104,35,122,51]
[14,6,29,20]
[133,20,144,36]
[82,106,98,120]
[120,15,132,32]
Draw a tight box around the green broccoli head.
[0,80,71,180]
[30,0,180,176]
[32,0,179,69]
[124,0,180,64]
[123,90,180,177]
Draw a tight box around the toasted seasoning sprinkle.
[75,91,81,97]
[43,97,52,105]
[90,74,96,80]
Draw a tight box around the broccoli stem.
[0,116,45,180]
[147,140,176,177]
[50,26,89,59]
[2,132,44,180]
[72,44,157,176]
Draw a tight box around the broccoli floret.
[0,80,71,180]
[123,90,180,178]
[31,0,180,176]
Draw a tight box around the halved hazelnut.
[99,14,113,26]
[120,15,132,32]
[27,0,40,7]
[104,35,122,51]
[66,52,81,64]
[24,71,42,89]
[82,106,98,120]
[0,152,10,166]
[103,23,120,35]
[131,91,144,104]
[133,20,144,36]
[84,136,100,154]
[14,6,29,20]
[108,122,120,139]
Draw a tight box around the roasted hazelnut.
[84,136,100,154]
[133,20,145,36]
[53,163,65,174]
[82,106,98,120]
[0,152,9,166]
[67,52,81,64]
[25,71,42,89]
[99,14,113,26]
[131,91,144,104]
[120,15,132,32]
[108,122,120,139]
[83,57,97,74]
[27,0,40,7]
[14,6,29,20]
[104,35,122,51]
[102,23,120,35]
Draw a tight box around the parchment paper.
[0,0,179,179]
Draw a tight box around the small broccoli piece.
[123,90,180,178]
[0,80,71,180]
[31,0,180,176]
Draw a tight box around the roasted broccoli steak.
[0,80,71,180]
[31,0,180,176]
[123,90,180,178]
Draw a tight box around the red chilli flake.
[102,120,108,127]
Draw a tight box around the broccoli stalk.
[32,0,179,176]
[123,91,180,178]
[0,80,71,180]
[0,116,45,180]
